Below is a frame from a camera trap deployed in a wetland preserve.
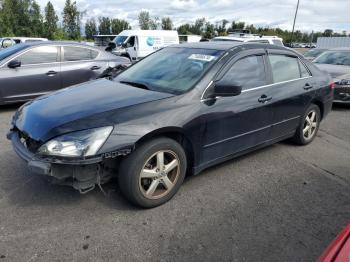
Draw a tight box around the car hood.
[13,79,174,141]
[314,63,350,78]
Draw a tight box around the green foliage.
[85,18,97,39]
[62,0,81,40]
[111,18,130,35]
[138,11,158,30]
[44,1,58,39]
[161,17,173,30]
[98,16,111,35]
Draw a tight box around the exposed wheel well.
[311,100,324,120]
[135,130,195,175]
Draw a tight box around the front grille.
[17,130,42,153]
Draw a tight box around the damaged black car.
[8,42,333,208]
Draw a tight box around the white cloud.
[36,0,350,33]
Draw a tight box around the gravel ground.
[0,103,349,262]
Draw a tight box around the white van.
[179,35,202,43]
[110,30,179,61]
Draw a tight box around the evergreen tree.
[62,0,81,40]
[85,18,97,39]
[111,18,130,35]
[44,1,58,39]
[98,17,111,35]
[161,17,173,30]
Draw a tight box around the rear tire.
[118,137,187,208]
[292,104,321,145]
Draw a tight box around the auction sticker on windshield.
[188,54,216,62]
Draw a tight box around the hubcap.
[139,150,180,199]
[303,110,318,140]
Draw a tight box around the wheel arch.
[135,127,196,174]
[310,99,324,120]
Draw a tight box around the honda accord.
[8,42,334,208]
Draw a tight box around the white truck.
[108,30,179,61]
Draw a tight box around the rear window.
[268,55,300,83]
[272,40,283,46]
[63,46,99,61]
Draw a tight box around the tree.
[98,16,111,35]
[138,11,151,30]
[215,19,228,36]
[111,18,130,34]
[62,0,81,40]
[323,29,333,37]
[29,1,43,37]
[161,17,173,30]
[43,1,58,39]
[85,18,97,39]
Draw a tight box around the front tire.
[292,104,321,145]
[118,137,187,208]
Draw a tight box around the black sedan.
[0,41,130,105]
[8,42,333,208]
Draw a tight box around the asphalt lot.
[0,104,349,262]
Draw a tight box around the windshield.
[304,49,325,58]
[0,44,28,62]
[313,51,350,66]
[115,47,224,95]
[113,36,128,46]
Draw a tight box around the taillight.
[330,82,335,90]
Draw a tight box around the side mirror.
[8,60,21,69]
[108,42,116,49]
[121,42,127,48]
[209,80,242,98]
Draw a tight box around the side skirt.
[192,132,295,175]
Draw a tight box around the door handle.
[46,70,57,76]
[304,83,313,90]
[90,66,101,70]
[258,95,272,103]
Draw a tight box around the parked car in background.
[8,42,333,208]
[179,35,202,43]
[0,37,48,49]
[213,35,284,46]
[313,48,350,78]
[0,42,130,105]
[303,48,327,61]
[107,30,179,61]
[333,72,350,103]
[318,224,350,262]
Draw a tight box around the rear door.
[201,50,275,164]
[60,45,106,88]
[266,50,314,138]
[0,45,60,103]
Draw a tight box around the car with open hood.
[8,42,334,208]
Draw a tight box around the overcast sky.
[36,0,350,33]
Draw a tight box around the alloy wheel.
[139,150,180,200]
[303,110,318,140]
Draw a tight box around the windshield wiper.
[120,80,150,90]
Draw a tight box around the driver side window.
[127,36,135,47]
[221,55,267,90]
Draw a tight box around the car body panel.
[315,63,350,78]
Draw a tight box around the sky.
[36,0,350,33]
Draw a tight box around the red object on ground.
[318,224,350,262]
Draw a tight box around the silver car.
[0,41,131,105]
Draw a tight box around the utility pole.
[290,0,300,46]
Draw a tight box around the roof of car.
[174,41,288,51]
[21,41,98,49]
[328,47,350,51]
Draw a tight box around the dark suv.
[8,42,334,208]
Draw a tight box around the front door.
[125,36,138,61]
[201,50,275,165]
[0,45,61,103]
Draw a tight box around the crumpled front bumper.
[7,130,103,175]
[334,86,350,103]
[7,130,115,193]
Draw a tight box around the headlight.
[38,126,113,157]
[337,79,350,86]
